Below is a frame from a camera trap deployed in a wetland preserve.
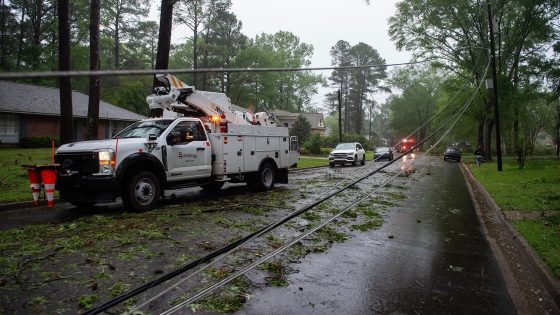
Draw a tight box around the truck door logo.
[178,151,197,159]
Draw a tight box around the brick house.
[0,81,146,144]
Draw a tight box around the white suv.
[329,142,366,167]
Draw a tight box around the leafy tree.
[0,0,20,70]
[290,114,312,144]
[389,0,560,163]
[101,0,150,69]
[388,65,443,144]
[328,40,352,132]
[229,31,323,112]
[328,41,388,134]
[175,0,206,86]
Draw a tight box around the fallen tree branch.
[15,246,64,284]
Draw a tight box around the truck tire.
[352,155,357,166]
[248,162,275,191]
[122,171,161,211]
[361,154,366,165]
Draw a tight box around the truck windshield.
[114,119,173,139]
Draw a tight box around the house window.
[0,113,19,135]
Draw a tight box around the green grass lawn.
[0,148,58,202]
[470,159,560,278]
[296,156,329,168]
[297,151,374,168]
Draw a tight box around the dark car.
[374,147,393,161]
[443,147,462,162]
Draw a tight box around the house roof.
[0,81,146,121]
[271,109,325,130]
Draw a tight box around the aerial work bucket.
[39,167,57,207]
[26,166,42,206]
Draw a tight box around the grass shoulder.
[470,159,560,278]
[0,148,56,202]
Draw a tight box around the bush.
[320,147,332,156]
[533,145,555,156]
[303,133,323,155]
[19,137,60,148]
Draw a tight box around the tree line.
[387,0,560,166]
[0,0,325,142]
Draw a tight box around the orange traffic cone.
[40,167,57,207]
[26,167,42,206]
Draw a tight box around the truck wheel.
[248,163,275,191]
[329,162,335,168]
[352,155,357,166]
[201,181,225,192]
[122,171,160,211]
[361,155,366,165]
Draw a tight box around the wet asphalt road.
[238,156,516,315]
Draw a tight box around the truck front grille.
[55,152,99,175]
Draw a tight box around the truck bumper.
[56,174,118,203]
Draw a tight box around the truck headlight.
[94,149,115,175]
[347,152,354,156]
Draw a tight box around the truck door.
[165,120,211,181]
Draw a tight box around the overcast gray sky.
[231,0,412,108]
[161,0,412,109]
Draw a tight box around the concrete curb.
[0,198,61,212]
[461,163,560,309]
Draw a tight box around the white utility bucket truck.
[55,74,299,211]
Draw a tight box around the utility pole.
[486,0,503,171]
[368,100,375,142]
[337,89,342,143]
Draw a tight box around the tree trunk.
[484,117,494,160]
[153,0,174,87]
[30,0,42,69]
[1,0,6,69]
[513,106,521,166]
[16,0,26,69]
[86,0,100,140]
[554,97,560,156]
[58,0,73,145]
[476,117,484,148]
[114,0,120,69]
[192,5,199,87]
[201,26,210,90]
